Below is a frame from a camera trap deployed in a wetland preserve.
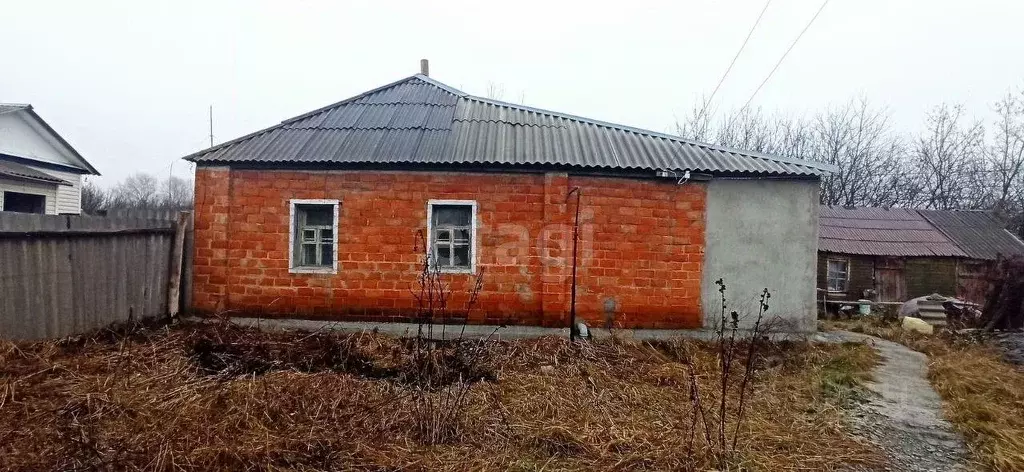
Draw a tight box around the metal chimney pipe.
[420,59,429,76]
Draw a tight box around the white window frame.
[826,258,850,293]
[289,199,340,274]
[426,199,477,274]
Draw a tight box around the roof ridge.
[185,75,465,161]
[458,94,835,172]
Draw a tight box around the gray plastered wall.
[701,178,820,332]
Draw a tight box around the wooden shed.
[818,206,1024,305]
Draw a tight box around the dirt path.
[829,331,970,472]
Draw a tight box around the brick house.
[818,206,1024,305]
[185,72,832,331]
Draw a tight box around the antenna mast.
[208,105,214,147]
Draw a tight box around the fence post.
[166,211,190,319]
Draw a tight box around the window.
[289,200,339,273]
[2,191,46,214]
[826,259,849,292]
[427,200,476,273]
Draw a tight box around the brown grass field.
[0,320,884,471]
[823,317,1024,471]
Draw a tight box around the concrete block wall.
[192,168,707,328]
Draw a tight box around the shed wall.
[31,166,82,214]
[701,179,819,332]
[0,176,58,214]
[815,253,961,301]
[906,258,957,298]
[817,253,875,299]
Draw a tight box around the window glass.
[301,244,319,266]
[293,203,336,269]
[304,206,333,226]
[452,245,470,267]
[436,245,452,266]
[432,206,471,226]
[826,260,849,292]
[430,204,473,271]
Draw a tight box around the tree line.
[677,89,1024,236]
[82,173,193,213]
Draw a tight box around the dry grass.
[0,320,884,471]
[822,317,1024,471]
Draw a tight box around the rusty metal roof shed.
[819,206,967,257]
[184,75,835,177]
[918,210,1024,260]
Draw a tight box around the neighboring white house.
[0,104,99,214]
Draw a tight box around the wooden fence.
[0,212,190,340]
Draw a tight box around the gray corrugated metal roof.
[184,75,835,176]
[819,206,967,257]
[0,159,71,185]
[918,210,1024,260]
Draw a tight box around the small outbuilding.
[185,70,833,332]
[818,206,1024,305]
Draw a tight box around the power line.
[693,0,773,126]
[729,0,830,127]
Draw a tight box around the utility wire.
[693,0,773,127]
[729,0,830,128]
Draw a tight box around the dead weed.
[0,320,883,471]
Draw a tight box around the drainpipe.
[566,187,582,341]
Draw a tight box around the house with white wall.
[0,104,99,214]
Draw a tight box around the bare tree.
[986,91,1024,235]
[913,104,986,210]
[80,179,107,214]
[162,176,194,209]
[813,99,912,207]
[108,173,160,209]
[676,85,1024,236]
[676,95,715,144]
[678,99,911,208]
[104,173,192,209]
[679,105,815,159]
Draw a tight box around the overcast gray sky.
[2,0,1022,185]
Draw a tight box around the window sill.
[290,266,337,275]
[433,267,475,275]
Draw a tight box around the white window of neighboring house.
[289,199,339,274]
[827,259,849,292]
[427,200,477,273]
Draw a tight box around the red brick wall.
[192,168,706,328]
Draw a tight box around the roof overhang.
[0,159,72,186]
